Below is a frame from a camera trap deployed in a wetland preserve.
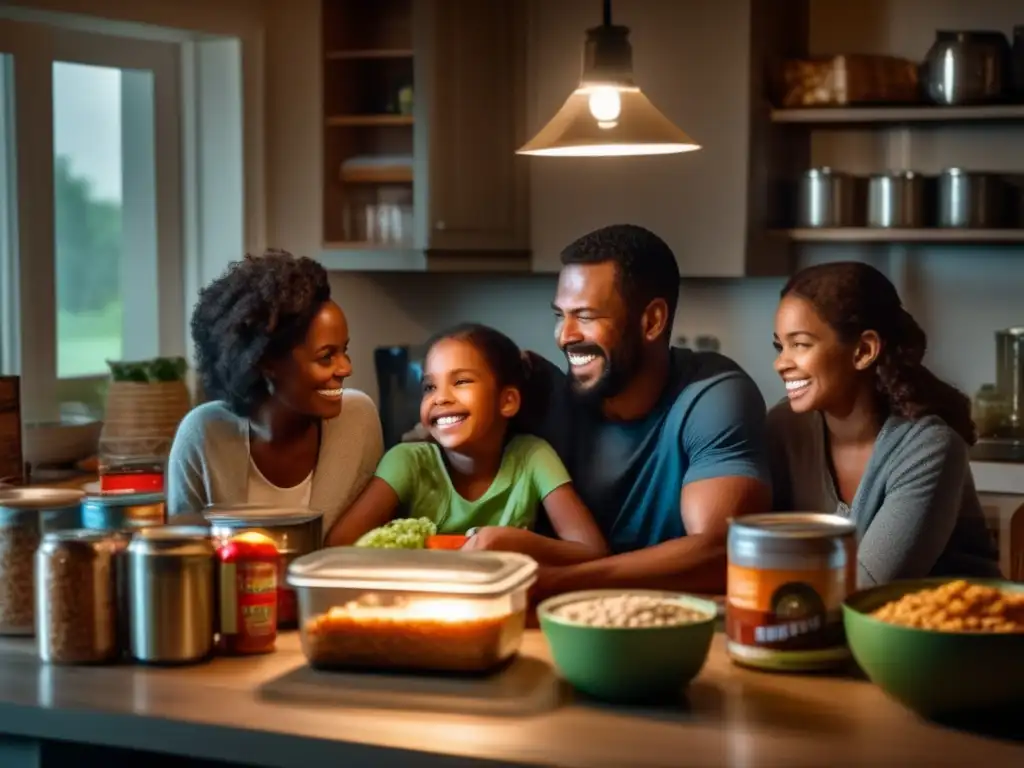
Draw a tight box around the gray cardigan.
[166,389,384,535]
[766,401,1000,587]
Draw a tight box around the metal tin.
[127,526,215,664]
[82,491,166,532]
[726,513,857,672]
[35,530,119,664]
[797,168,859,228]
[937,168,1006,228]
[0,487,85,533]
[205,504,323,629]
[867,171,926,228]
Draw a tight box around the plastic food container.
[287,548,537,673]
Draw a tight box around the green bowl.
[538,589,718,703]
[843,577,1024,718]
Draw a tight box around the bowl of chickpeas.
[843,578,1024,717]
[537,590,718,703]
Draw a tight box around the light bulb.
[587,87,622,122]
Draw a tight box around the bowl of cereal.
[843,578,1024,717]
[537,590,718,703]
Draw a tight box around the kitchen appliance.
[287,548,537,673]
[867,172,927,228]
[937,169,1006,228]
[797,168,861,228]
[127,526,215,664]
[923,30,1012,105]
[971,328,1024,462]
[205,504,323,628]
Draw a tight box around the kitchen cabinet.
[321,0,529,271]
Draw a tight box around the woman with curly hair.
[167,249,383,531]
[767,261,999,586]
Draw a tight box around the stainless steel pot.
[924,30,1012,105]
[867,172,926,228]
[0,487,85,533]
[81,491,166,532]
[127,526,215,664]
[204,504,323,629]
[797,168,859,228]
[937,169,1006,228]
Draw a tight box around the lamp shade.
[517,84,700,156]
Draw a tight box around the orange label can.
[217,532,279,655]
[726,513,857,672]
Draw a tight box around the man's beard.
[565,333,644,406]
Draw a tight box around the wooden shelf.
[326,115,413,128]
[770,104,1024,125]
[326,49,414,60]
[340,166,413,184]
[777,228,1024,244]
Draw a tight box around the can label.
[726,563,850,654]
[219,560,278,646]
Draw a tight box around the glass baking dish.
[287,548,537,673]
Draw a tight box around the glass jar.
[0,505,41,635]
[973,383,1012,439]
[35,530,119,664]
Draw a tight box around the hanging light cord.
[602,0,612,27]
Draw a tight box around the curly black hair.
[191,249,332,415]
[560,223,680,336]
[782,261,976,445]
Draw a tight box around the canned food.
[217,532,278,655]
[726,513,857,672]
[82,491,166,531]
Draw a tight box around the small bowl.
[843,577,1024,718]
[538,589,718,703]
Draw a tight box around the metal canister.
[127,526,215,664]
[726,513,857,672]
[797,168,859,228]
[82,491,166,532]
[867,171,926,228]
[35,530,119,664]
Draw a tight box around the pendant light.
[517,0,701,157]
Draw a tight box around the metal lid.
[39,529,117,552]
[83,491,165,508]
[127,525,214,557]
[0,487,85,510]
[729,512,855,538]
[287,549,538,596]
[204,503,322,527]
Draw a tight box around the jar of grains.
[35,530,119,664]
[0,505,42,635]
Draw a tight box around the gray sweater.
[166,389,384,535]
[766,401,1000,587]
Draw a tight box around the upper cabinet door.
[416,0,529,253]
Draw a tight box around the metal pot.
[923,30,1012,105]
[867,172,927,228]
[0,487,85,533]
[797,168,860,228]
[127,526,215,664]
[204,504,323,629]
[81,491,166,532]
[937,169,1006,228]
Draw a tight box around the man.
[527,224,771,595]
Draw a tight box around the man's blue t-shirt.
[530,348,770,553]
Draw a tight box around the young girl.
[326,323,609,564]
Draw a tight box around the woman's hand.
[460,526,515,552]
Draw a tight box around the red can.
[217,532,279,655]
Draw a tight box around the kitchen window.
[0,13,247,425]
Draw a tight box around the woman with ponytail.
[327,323,609,564]
[767,261,999,586]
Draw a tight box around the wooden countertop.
[0,631,1020,767]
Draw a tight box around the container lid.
[127,525,214,556]
[0,487,85,509]
[730,512,856,538]
[204,503,322,527]
[40,529,117,551]
[287,548,538,596]
[83,491,165,507]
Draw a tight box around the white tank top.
[246,455,313,509]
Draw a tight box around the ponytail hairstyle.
[781,262,976,445]
[425,323,547,437]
